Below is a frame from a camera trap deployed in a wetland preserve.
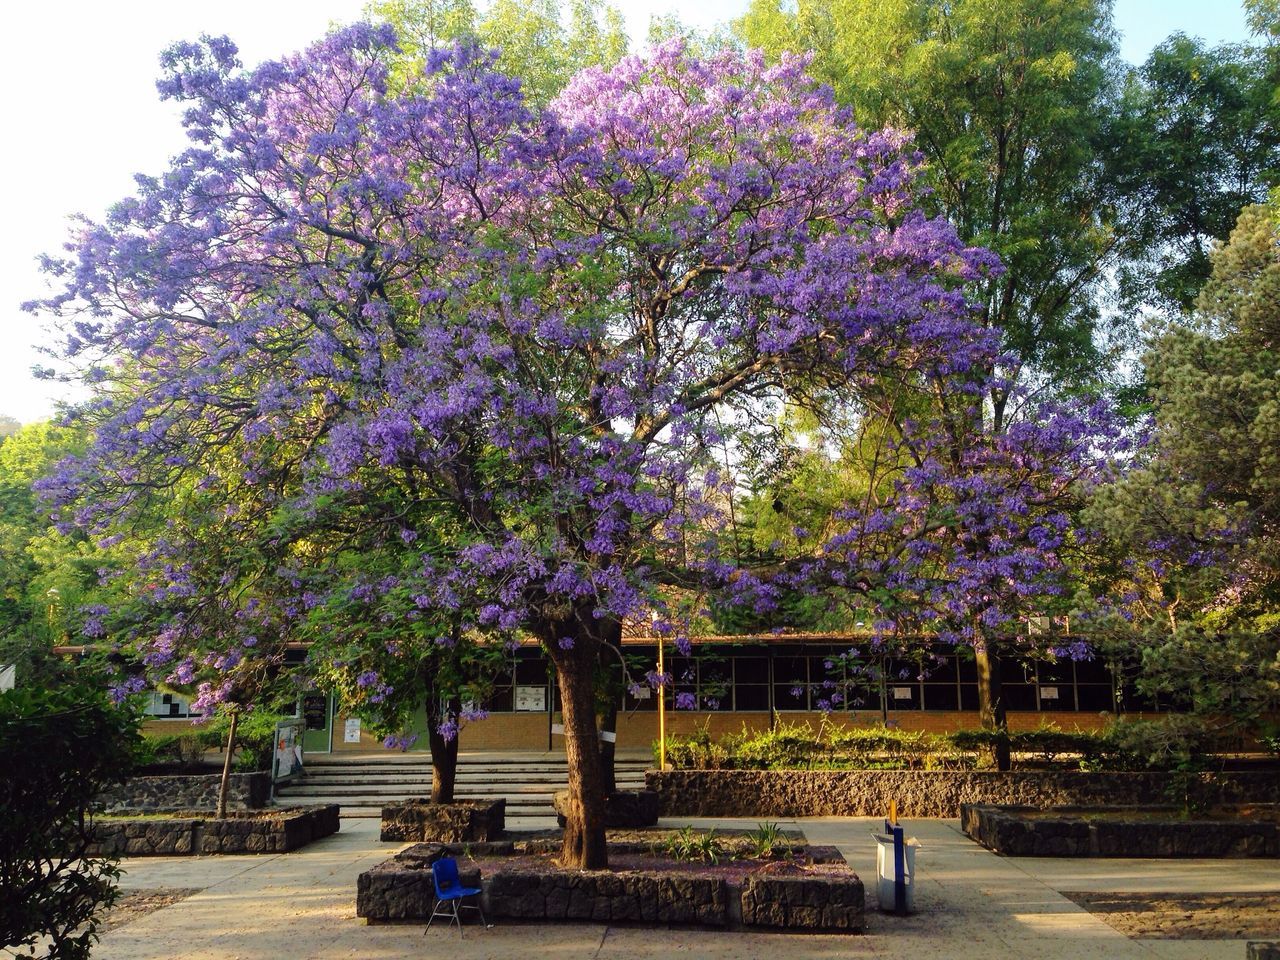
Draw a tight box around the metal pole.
[657,640,666,770]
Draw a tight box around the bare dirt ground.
[99,888,200,933]
[1063,891,1280,939]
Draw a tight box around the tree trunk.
[217,709,239,820]
[975,638,1011,771]
[427,694,461,803]
[549,628,608,869]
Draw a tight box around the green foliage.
[1081,204,1280,729]
[0,678,140,959]
[369,0,628,105]
[1112,35,1280,314]
[1080,716,1222,772]
[659,717,1231,773]
[0,422,101,649]
[745,821,787,859]
[131,732,209,768]
[204,707,287,773]
[738,0,1127,401]
[661,826,723,864]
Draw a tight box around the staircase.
[275,751,650,824]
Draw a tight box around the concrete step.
[287,754,651,819]
[286,775,647,788]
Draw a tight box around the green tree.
[737,0,1129,762]
[1081,204,1280,726]
[1112,35,1280,314]
[738,0,1128,419]
[0,678,139,960]
[369,0,627,104]
[0,423,101,659]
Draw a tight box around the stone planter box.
[961,804,1280,858]
[97,772,271,813]
[380,798,505,843]
[740,874,865,930]
[358,837,864,932]
[647,769,1280,819]
[552,790,660,829]
[88,804,340,856]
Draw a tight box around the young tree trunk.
[548,626,608,869]
[974,638,1011,771]
[427,694,461,803]
[216,709,239,819]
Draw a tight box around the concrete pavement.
[82,815,1277,960]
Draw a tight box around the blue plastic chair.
[425,857,489,937]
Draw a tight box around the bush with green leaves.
[661,826,723,864]
[657,717,1232,772]
[0,680,140,959]
[745,821,787,859]
[202,707,287,773]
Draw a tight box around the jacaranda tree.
[33,26,1112,866]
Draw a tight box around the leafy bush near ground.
[656,717,1238,772]
[0,679,140,960]
[203,708,287,773]
[134,707,287,773]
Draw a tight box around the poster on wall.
[274,723,302,779]
[343,718,362,743]
[515,686,546,712]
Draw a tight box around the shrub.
[0,679,140,959]
[657,716,1237,772]
[746,821,787,859]
[661,826,723,863]
[203,707,286,773]
[1085,716,1222,772]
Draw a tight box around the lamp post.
[656,634,666,771]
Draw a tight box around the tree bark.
[427,694,461,803]
[216,709,239,820]
[548,625,608,869]
[974,638,1011,771]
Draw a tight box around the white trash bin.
[874,832,918,913]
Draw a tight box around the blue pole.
[892,823,906,914]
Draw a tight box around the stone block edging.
[88,804,340,856]
[380,798,505,843]
[357,842,864,932]
[646,769,1280,818]
[961,804,1280,858]
[98,772,271,813]
[552,790,659,829]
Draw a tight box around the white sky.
[0,0,1255,424]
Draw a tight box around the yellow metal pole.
[657,637,666,771]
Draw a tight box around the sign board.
[515,685,546,712]
[892,686,914,700]
[0,664,14,692]
[630,686,651,700]
[303,693,328,731]
[1040,686,1059,700]
[273,720,304,782]
[550,723,564,735]
[343,718,362,743]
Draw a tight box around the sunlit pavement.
[86,815,1277,960]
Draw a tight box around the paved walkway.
[86,816,1276,960]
